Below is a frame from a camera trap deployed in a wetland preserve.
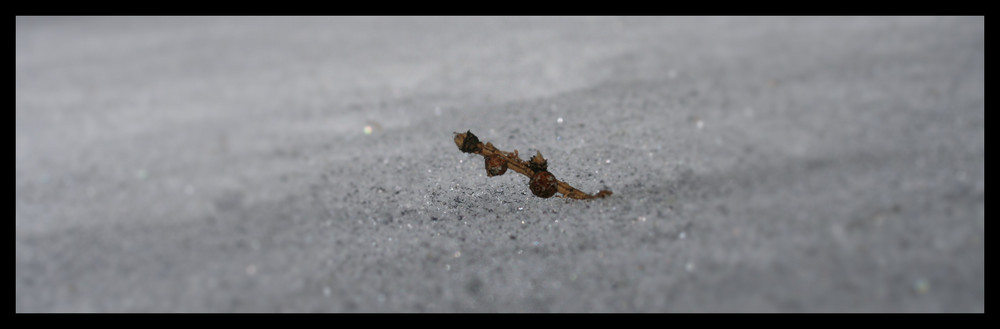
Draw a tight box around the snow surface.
[16,16,983,312]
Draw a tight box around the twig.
[454,130,612,200]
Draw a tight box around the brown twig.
[454,130,612,200]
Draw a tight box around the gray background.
[16,16,983,312]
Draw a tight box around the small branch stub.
[528,151,548,173]
[453,130,612,200]
[458,130,482,153]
